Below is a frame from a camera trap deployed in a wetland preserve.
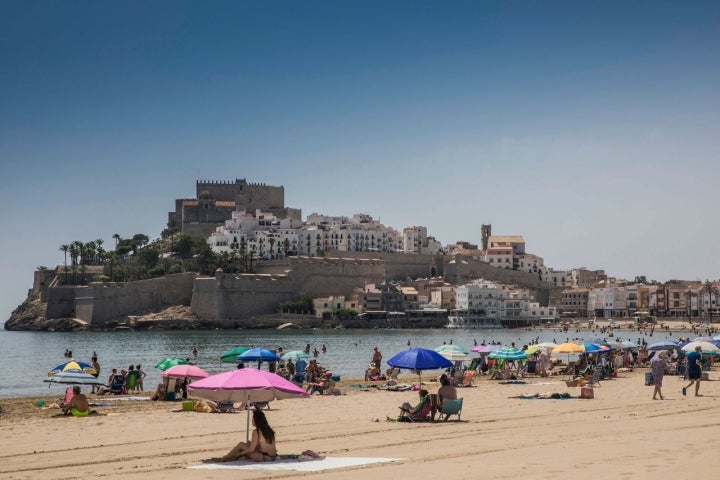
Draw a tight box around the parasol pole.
[245,391,251,442]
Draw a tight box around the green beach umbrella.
[220,347,251,363]
[155,357,188,371]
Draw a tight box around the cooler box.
[165,391,176,401]
[702,372,709,381]
[182,400,193,411]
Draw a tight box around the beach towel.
[190,457,403,472]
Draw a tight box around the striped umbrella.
[43,370,104,386]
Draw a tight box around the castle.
[168,178,302,238]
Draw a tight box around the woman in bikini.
[221,409,277,462]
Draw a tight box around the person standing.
[136,364,146,391]
[90,355,101,394]
[683,345,703,397]
[651,350,668,400]
[371,346,382,368]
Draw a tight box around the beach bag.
[644,372,653,386]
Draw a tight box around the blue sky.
[2,1,720,319]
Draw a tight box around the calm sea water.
[0,327,678,398]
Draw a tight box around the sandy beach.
[1,363,717,480]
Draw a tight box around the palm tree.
[95,239,105,263]
[59,244,70,283]
[113,233,121,249]
[701,280,719,323]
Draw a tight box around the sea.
[0,326,681,399]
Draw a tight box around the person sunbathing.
[396,389,436,421]
[306,371,333,394]
[62,386,90,416]
[220,409,277,462]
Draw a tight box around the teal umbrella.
[221,347,251,363]
[434,344,470,354]
[281,350,311,362]
[488,347,528,360]
[155,357,188,371]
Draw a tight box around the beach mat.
[189,457,404,471]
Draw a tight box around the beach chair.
[558,361,576,376]
[109,374,126,394]
[467,357,480,372]
[586,366,602,388]
[59,387,75,407]
[398,394,436,422]
[440,398,463,421]
[460,370,475,387]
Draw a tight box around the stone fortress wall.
[38,253,553,328]
[46,273,196,326]
[192,256,385,327]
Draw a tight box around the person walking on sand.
[651,350,668,400]
[683,345,703,397]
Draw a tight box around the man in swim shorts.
[62,386,90,416]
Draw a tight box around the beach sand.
[0,364,716,480]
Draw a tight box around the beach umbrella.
[437,349,470,362]
[187,368,308,441]
[551,342,584,354]
[220,347,251,363]
[488,347,528,361]
[647,341,678,351]
[621,341,640,349]
[281,350,311,362]
[580,342,608,354]
[471,344,502,354]
[692,336,715,343]
[681,341,720,355]
[434,345,470,362]
[551,342,585,368]
[237,348,281,369]
[48,360,98,377]
[43,370,104,386]
[434,345,470,354]
[387,348,453,384]
[155,357,188,371]
[161,364,210,382]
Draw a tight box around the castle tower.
[481,224,491,251]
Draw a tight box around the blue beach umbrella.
[237,348,281,368]
[387,348,453,384]
[48,361,98,377]
[648,341,678,351]
[580,342,607,354]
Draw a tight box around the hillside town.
[6,178,718,331]
[190,179,719,326]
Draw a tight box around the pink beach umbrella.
[471,344,502,354]
[188,368,308,441]
[161,364,210,382]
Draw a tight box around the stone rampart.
[47,273,196,326]
[192,257,385,326]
